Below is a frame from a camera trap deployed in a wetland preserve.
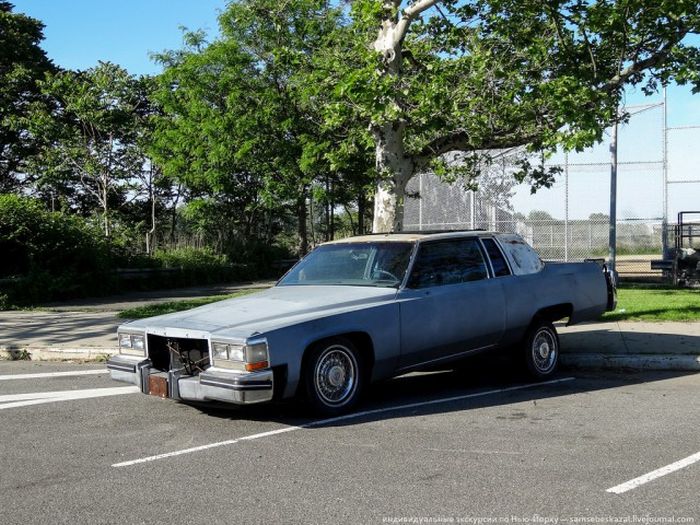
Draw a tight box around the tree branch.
[395,0,441,45]
[602,29,688,92]
[413,127,541,170]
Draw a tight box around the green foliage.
[23,62,152,234]
[0,194,115,305]
[153,247,227,270]
[3,0,700,301]
[151,0,373,252]
[0,195,264,307]
[319,0,700,230]
[140,247,257,289]
[0,2,54,191]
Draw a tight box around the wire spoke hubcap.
[532,329,557,372]
[315,346,357,406]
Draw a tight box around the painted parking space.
[0,362,697,524]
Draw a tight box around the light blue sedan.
[108,231,615,415]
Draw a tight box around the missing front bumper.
[106,356,273,405]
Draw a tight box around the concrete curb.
[2,345,698,370]
[561,353,700,371]
[0,347,118,362]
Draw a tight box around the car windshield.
[278,242,414,288]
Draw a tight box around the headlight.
[118,332,146,356]
[210,339,269,372]
[211,342,229,361]
[229,344,245,362]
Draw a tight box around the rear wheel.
[523,321,559,379]
[303,337,365,416]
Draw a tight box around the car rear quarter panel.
[500,261,608,345]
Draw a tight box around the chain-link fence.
[404,92,700,282]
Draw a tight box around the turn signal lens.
[245,361,269,372]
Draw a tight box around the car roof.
[322,230,502,245]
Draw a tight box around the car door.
[396,237,506,369]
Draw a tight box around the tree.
[326,0,700,232]
[528,210,555,222]
[24,62,149,236]
[150,29,275,254]
[152,0,350,255]
[0,2,54,191]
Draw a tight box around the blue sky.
[12,0,226,75]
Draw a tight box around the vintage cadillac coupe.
[108,231,616,415]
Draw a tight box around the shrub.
[0,195,266,307]
[0,194,117,305]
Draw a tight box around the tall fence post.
[662,87,669,258]
[564,151,569,261]
[608,117,619,273]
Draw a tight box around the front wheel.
[523,321,559,379]
[303,337,365,416]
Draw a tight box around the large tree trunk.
[101,175,110,237]
[372,122,414,233]
[370,5,415,233]
[357,190,365,235]
[296,191,308,256]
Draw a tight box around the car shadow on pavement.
[191,351,698,429]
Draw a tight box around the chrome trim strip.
[396,344,495,372]
[489,235,514,276]
[106,362,136,373]
[477,237,496,278]
[199,378,272,391]
[398,241,421,290]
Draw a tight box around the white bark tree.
[358,0,700,232]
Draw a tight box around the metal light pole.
[608,117,619,273]
[662,87,669,258]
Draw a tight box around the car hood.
[121,285,398,340]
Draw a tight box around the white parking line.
[0,369,108,381]
[112,376,575,468]
[0,386,139,410]
[606,451,700,494]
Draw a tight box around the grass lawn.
[603,285,700,322]
[117,290,256,319]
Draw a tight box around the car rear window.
[498,234,544,275]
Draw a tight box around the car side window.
[408,238,488,289]
[481,238,511,277]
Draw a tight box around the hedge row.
[0,195,259,308]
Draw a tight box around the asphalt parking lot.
[0,361,698,524]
